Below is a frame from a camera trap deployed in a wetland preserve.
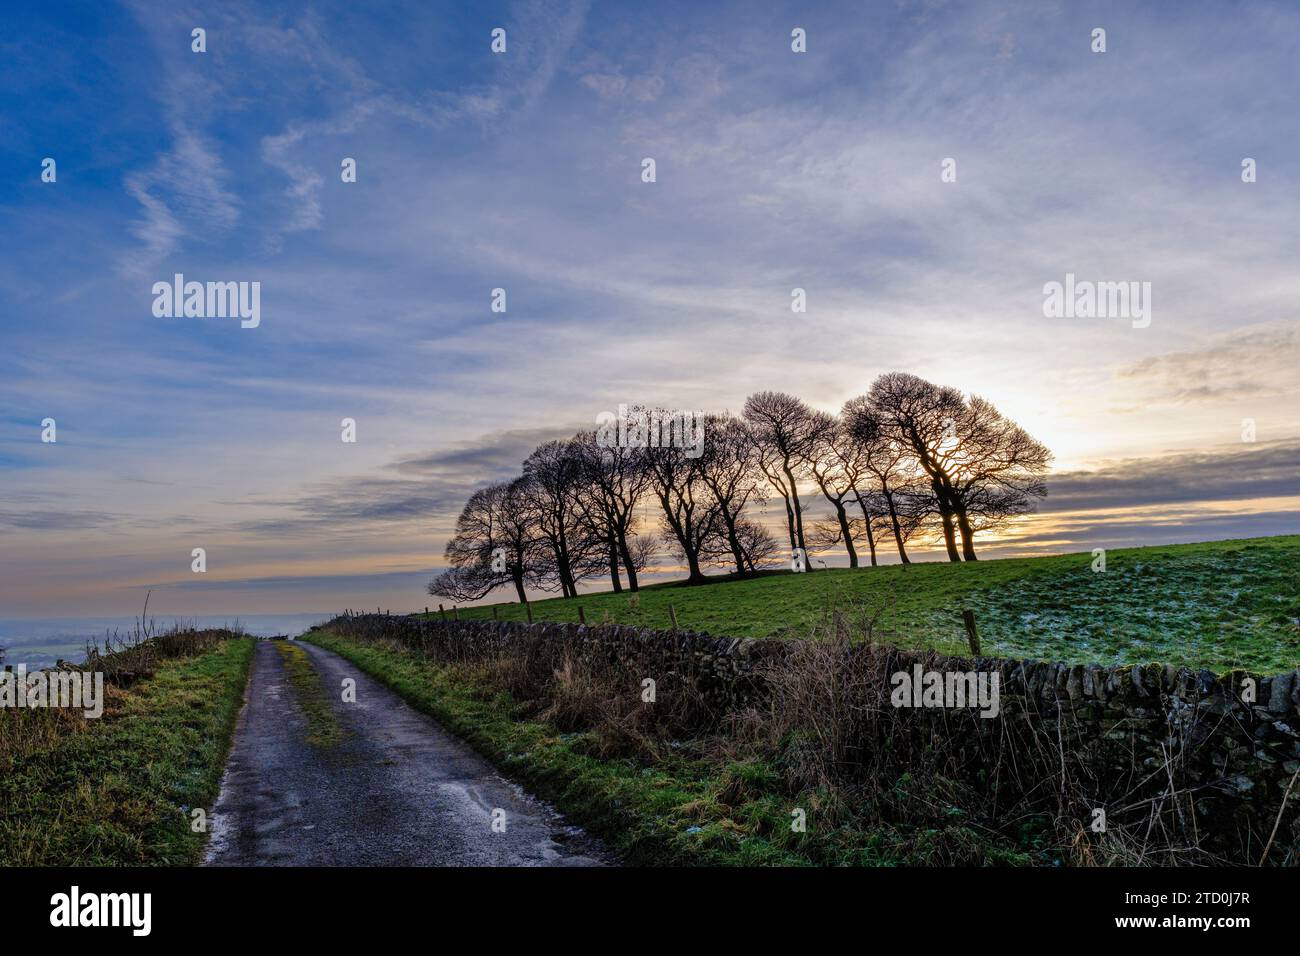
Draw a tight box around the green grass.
[303,630,1041,866]
[435,535,1300,673]
[0,636,255,866]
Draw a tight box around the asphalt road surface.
[203,639,609,866]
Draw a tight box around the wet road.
[203,639,609,866]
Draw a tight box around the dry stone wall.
[322,613,1300,845]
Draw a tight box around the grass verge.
[0,635,255,866]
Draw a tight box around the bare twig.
[1259,764,1300,866]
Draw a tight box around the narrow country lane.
[203,639,610,866]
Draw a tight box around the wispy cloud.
[1041,440,1300,512]
[228,425,576,537]
[1113,322,1300,407]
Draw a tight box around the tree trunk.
[608,541,623,592]
[928,478,961,562]
[655,490,706,585]
[554,524,578,594]
[938,508,961,562]
[685,548,706,584]
[883,487,911,564]
[781,495,796,549]
[556,552,576,597]
[783,464,814,571]
[855,497,879,567]
[955,507,978,561]
[617,534,639,592]
[725,516,747,576]
[835,503,858,568]
[512,570,527,604]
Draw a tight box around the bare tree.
[696,413,767,577]
[805,411,864,568]
[626,533,659,579]
[843,398,934,565]
[429,479,540,603]
[807,512,865,562]
[571,427,652,592]
[703,515,779,574]
[944,394,1052,557]
[733,518,780,571]
[865,373,1050,561]
[520,440,603,597]
[642,419,719,585]
[431,375,1051,605]
[742,391,822,570]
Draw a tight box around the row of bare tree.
[428,373,1052,602]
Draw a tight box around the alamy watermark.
[152,274,261,328]
[1,665,104,718]
[890,664,1000,718]
[50,886,150,936]
[1042,273,1150,328]
[596,404,705,458]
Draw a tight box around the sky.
[1,0,1297,619]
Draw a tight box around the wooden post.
[578,606,586,625]
[439,604,447,622]
[668,604,679,631]
[452,606,459,622]
[425,606,429,617]
[491,605,498,621]
[962,609,981,656]
[525,601,534,624]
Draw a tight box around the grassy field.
[433,535,1300,673]
[0,635,254,866]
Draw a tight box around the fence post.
[439,604,447,622]
[452,606,459,622]
[525,601,534,624]
[578,606,586,625]
[668,604,679,631]
[962,609,981,656]
[492,606,498,621]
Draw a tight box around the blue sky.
[1,0,1298,617]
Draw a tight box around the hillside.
[433,535,1300,673]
